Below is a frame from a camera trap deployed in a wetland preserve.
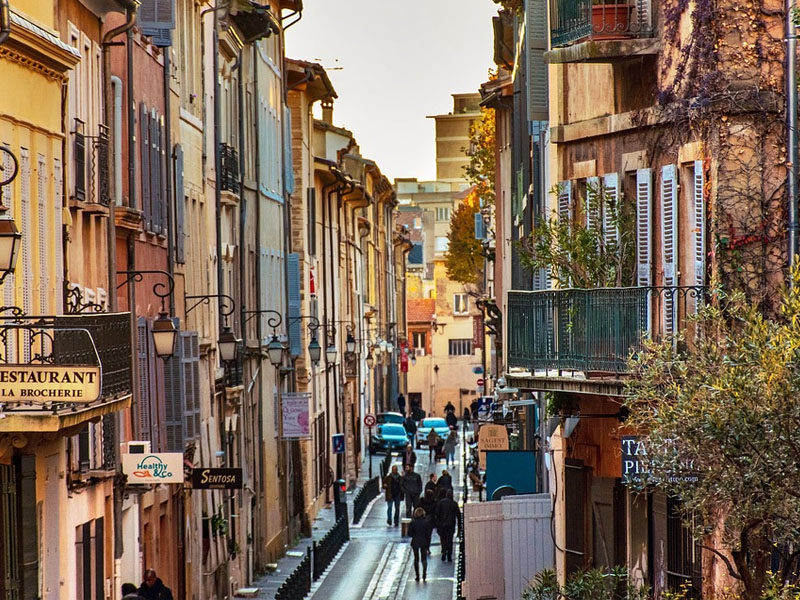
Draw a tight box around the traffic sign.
[364,413,376,427]
[477,378,485,386]
[332,433,345,454]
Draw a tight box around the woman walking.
[443,428,459,469]
[408,507,433,582]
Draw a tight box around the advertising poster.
[282,392,311,438]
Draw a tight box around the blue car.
[416,417,451,447]
[370,423,412,454]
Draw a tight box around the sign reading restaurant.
[0,365,102,402]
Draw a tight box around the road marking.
[362,542,412,599]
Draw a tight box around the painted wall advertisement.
[282,392,311,438]
[122,453,184,484]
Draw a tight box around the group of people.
[121,570,173,599]
[383,460,462,581]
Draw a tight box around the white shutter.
[585,176,600,232]
[37,154,48,315]
[693,160,706,287]
[602,173,620,247]
[557,180,572,224]
[636,169,653,287]
[2,145,14,362]
[19,149,31,361]
[53,159,63,308]
[660,164,678,337]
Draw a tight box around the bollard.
[333,479,348,523]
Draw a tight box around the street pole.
[368,425,373,480]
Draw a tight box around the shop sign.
[122,453,184,484]
[478,424,509,469]
[621,435,699,485]
[191,468,243,490]
[473,315,484,349]
[282,392,311,438]
[332,433,345,454]
[0,365,101,402]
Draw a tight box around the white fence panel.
[464,501,505,600]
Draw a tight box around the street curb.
[307,541,351,599]
[350,494,381,529]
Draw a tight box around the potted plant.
[591,0,632,39]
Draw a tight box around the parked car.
[370,423,412,454]
[416,417,450,447]
[376,411,406,425]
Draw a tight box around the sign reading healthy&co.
[122,453,184,484]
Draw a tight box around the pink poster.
[282,392,311,438]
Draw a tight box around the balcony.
[0,312,132,432]
[507,286,704,377]
[219,142,240,195]
[546,0,659,63]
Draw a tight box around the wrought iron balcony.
[73,121,111,206]
[219,142,240,195]
[550,0,655,48]
[507,286,705,375]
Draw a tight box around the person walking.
[404,415,417,447]
[382,465,403,526]
[401,443,417,470]
[397,393,406,416]
[435,469,453,501]
[444,400,455,414]
[138,569,174,600]
[427,429,439,462]
[443,429,459,469]
[408,507,433,582]
[434,489,462,562]
[445,410,457,429]
[424,473,437,496]
[122,583,144,600]
[401,464,423,518]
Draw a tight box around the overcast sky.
[284,1,497,183]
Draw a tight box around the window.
[449,339,472,356]
[435,236,449,253]
[408,242,423,265]
[412,331,427,355]
[453,293,469,315]
[436,206,451,222]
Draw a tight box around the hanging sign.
[478,424,509,469]
[191,468,243,490]
[0,365,101,402]
[282,392,311,438]
[473,315,484,349]
[122,453,184,484]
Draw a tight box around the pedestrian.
[443,429,459,469]
[138,569,174,600]
[404,416,418,447]
[444,400,455,414]
[401,443,417,470]
[445,410,458,429]
[463,406,471,422]
[397,393,406,416]
[470,398,480,420]
[408,507,433,582]
[419,487,436,516]
[122,583,144,600]
[401,464,423,518]
[434,489,462,562]
[435,469,453,501]
[424,473,437,496]
[427,429,439,462]
[382,465,403,526]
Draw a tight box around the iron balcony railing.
[73,121,111,205]
[507,286,705,374]
[219,142,240,194]
[550,0,655,48]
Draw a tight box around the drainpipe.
[237,50,246,347]
[0,0,10,46]
[163,49,175,314]
[213,10,224,325]
[787,0,798,278]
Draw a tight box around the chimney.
[321,99,334,125]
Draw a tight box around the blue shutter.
[163,318,184,452]
[139,104,150,222]
[139,0,175,47]
[283,104,294,195]
[149,112,160,233]
[474,212,484,239]
[287,253,301,357]
[173,144,185,263]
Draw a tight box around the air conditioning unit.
[120,441,151,455]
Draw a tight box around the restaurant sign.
[191,468,243,490]
[621,435,699,485]
[122,453,184,484]
[0,365,101,402]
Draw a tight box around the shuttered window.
[149,111,160,233]
[602,173,620,246]
[557,180,572,226]
[661,165,678,336]
[693,160,706,287]
[564,458,588,575]
[137,317,152,442]
[140,104,150,223]
[585,176,600,233]
[164,318,184,452]
[54,158,64,306]
[287,253,301,357]
[173,144,185,263]
[636,168,653,287]
[37,155,48,315]
[526,0,549,121]
[307,187,316,256]
[183,331,200,442]
[2,146,15,361]
[20,149,31,362]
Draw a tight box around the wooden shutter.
[53,158,64,308]
[527,0,549,121]
[139,104,150,224]
[149,110,160,233]
[183,331,200,441]
[287,253,301,357]
[18,455,38,598]
[557,181,572,225]
[585,176,600,232]
[37,155,48,315]
[693,160,706,287]
[602,173,620,246]
[136,317,152,442]
[164,318,184,452]
[173,144,185,263]
[20,149,31,362]
[636,169,653,287]
[1,145,13,359]
[308,188,316,255]
[661,165,678,336]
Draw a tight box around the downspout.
[213,10,224,324]
[787,0,798,277]
[0,0,10,46]
[237,50,246,347]
[163,49,175,314]
[321,179,336,499]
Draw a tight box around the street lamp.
[366,352,375,369]
[266,334,284,367]
[345,332,356,354]
[308,335,321,364]
[0,217,21,284]
[218,326,240,363]
[152,312,178,359]
[326,343,338,365]
[410,353,417,366]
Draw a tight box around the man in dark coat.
[401,444,417,470]
[434,489,462,562]
[138,570,174,600]
[401,464,423,518]
[435,469,453,501]
[397,393,406,416]
[404,416,418,447]
[408,507,433,581]
[382,465,403,526]
[445,410,458,429]
[424,473,437,495]
[122,583,144,600]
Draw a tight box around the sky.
[284,1,497,183]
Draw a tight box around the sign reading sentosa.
[122,453,184,484]
[0,365,101,402]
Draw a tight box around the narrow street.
[311,444,464,600]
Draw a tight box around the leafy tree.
[517,183,635,288]
[464,105,496,206]
[444,189,484,286]
[623,269,800,599]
